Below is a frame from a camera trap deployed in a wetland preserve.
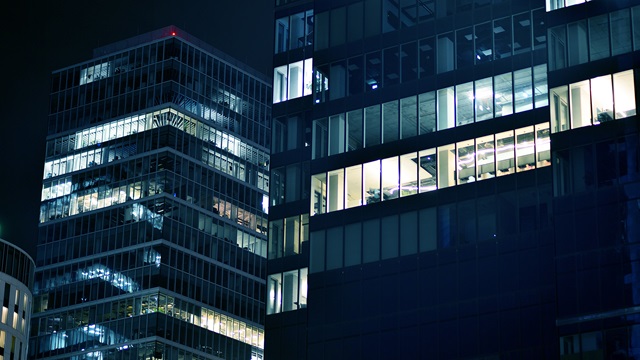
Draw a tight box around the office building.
[0,239,35,360]
[267,0,640,358]
[31,26,271,360]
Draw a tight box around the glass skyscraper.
[267,0,640,358]
[30,26,271,360]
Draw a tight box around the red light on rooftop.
[171,31,176,36]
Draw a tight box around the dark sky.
[1,1,274,258]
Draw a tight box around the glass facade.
[270,0,640,358]
[32,27,269,360]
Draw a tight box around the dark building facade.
[30,27,271,360]
[267,0,640,359]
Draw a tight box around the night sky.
[1,1,274,258]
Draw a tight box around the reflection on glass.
[516,126,535,172]
[496,131,515,176]
[570,80,591,129]
[475,77,493,121]
[476,135,495,180]
[494,16,512,59]
[382,156,399,201]
[438,144,456,188]
[589,15,610,61]
[400,152,418,197]
[346,165,362,208]
[457,140,476,184]
[591,75,613,124]
[456,82,474,126]
[419,148,437,192]
[475,22,492,64]
[363,160,381,204]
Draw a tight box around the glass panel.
[401,41,419,82]
[348,56,364,96]
[275,17,289,54]
[346,165,362,209]
[570,80,591,129]
[533,64,548,108]
[589,15,610,61]
[457,140,476,184]
[476,135,495,180]
[437,32,455,73]
[383,100,399,143]
[273,65,288,103]
[329,61,346,100]
[550,85,569,133]
[268,219,284,260]
[496,130,515,176]
[381,156,399,201]
[494,16,512,59]
[567,20,588,66]
[533,9,547,49]
[437,86,455,129]
[591,75,614,124]
[419,148,437,192]
[289,60,304,99]
[267,274,282,314]
[348,2,364,43]
[381,215,399,259]
[330,7,346,47]
[304,58,313,96]
[494,72,513,117]
[315,11,329,50]
[299,268,308,307]
[634,6,640,51]
[475,22,492,63]
[283,270,300,311]
[345,223,362,266]
[290,12,305,50]
[362,219,380,262]
[456,27,474,68]
[328,169,345,212]
[419,207,437,252]
[535,123,551,167]
[419,91,436,134]
[419,37,436,77]
[347,109,363,151]
[549,26,567,71]
[438,144,456,188]
[366,51,382,91]
[383,0,400,33]
[611,9,632,55]
[401,96,418,139]
[456,81,474,126]
[329,114,345,156]
[364,160,381,204]
[326,227,343,270]
[311,173,326,216]
[383,46,400,87]
[513,12,531,55]
[312,118,328,159]
[614,70,636,119]
[400,211,418,256]
[475,77,493,121]
[365,105,381,147]
[284,216,300,256]
[400,152,418,197]
[513,67,533,113]
[516,126,535,172]
[310,230,325,272]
